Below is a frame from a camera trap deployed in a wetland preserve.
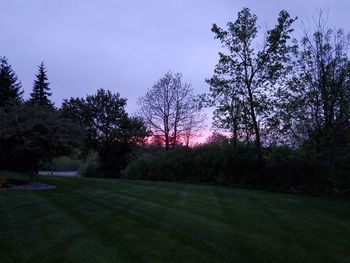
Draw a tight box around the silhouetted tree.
[275,15,350,193]
[206,132,229,144]
[0,103,81,181]
[30,62,54,108]
[62,89,148,176]
[139,72,204,150]
[0,57,23,107]
[278,19,350,149]
[207,8,296,150]
[182,108,206,147]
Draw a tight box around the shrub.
[78,161,99,177]
[123,143,263,185]
[0,176,8,188]
[53,156,83,171]
[78,152,100,177]
[122,142,350,196]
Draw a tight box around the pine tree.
[0,57,23,107]
[30,62,53,108]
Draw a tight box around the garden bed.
[0,178,56,190]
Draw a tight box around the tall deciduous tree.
[30,62,53,108]
[138,72,204,150]
[207,8,296,150]
[0,57,23,107]
[62,89,148,176]
[277,17,350,152]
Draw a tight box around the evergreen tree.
[0,103,82,180]
[30,62,53,108]
[0,57,23,107]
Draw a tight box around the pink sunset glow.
[146,130,232,147]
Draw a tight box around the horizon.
[3,1,350,143]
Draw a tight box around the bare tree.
[182,104,206,147]
[138,72,204,150]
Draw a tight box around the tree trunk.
[172,129,177,148]
[247,86,261,150]
[232,118,238,148]
[165,133,169,150]
[30,162,38,182]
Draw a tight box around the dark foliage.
[0,103,81,180]
[62,89,149,177]
[206,8,296,149]
[123,142,350,197]
[30,62,54,108]
[0,57,23,107]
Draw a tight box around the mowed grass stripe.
[1,175,350,262]
[0,191,85,262]
[45,178,350,262]
[41,177,350,261]
[2,188,166,262]
[36,183,227,262]
[33,190,147,263]
[66,180,247,260]
[71,187,232,256]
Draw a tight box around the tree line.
[1,8,350,196]
[126,8,350,197]
[0,59,148,180]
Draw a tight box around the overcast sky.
[1,0,349,116]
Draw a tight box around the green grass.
[0,175,350,262]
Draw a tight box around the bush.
[123,143,263,185]
[53,156,83,171]
[122,142,350,196]
[0,176,8,188]
[78,152,100,177]
[78,161,99,177]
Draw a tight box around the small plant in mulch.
[0,176,8,188]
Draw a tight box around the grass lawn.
[0,174,349,263]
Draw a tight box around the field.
[0,175,349,262]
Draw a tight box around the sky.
[1,0,350,120]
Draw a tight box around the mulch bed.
[1,179,57,190]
